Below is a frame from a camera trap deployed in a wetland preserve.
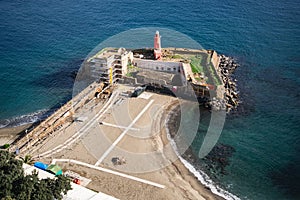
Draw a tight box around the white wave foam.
[165,113,240,200]
[0,109,49,128]
[0,119,10,128]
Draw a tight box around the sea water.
[1,0,299,199]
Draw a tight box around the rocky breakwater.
[218,55,240,113]
[207,55,239,113]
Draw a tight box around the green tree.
[20,154,34,164]
[0,150,71,200]
[1,196,14,200]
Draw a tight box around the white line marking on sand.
[95,99,155,166]
[52,159,165,189]
[36,92,119,158]
[101,122,140,131]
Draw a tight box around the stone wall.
[122,76,137,85]
[211,50,220,69]
[133,58,181,73]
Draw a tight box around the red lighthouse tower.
[154,31,162,60]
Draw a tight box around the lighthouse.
[154,31,162,60]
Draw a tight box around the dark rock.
[218,55,240,113]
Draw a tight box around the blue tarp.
[34,162,48,170]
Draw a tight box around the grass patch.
[166,54,182,59]
[208,64,222,85]
[127,64,140,71]
[190,55,204,73]
[171,54,182,59]
[128,64,135,70]
[195,77,202,82]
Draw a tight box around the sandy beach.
[9,86,223,200]
[54,101,221,200]
[0,123,32,145]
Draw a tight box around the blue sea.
[1,0,299,199]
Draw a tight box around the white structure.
[133,58,181,72]
[23,164,119,200]
[89,48,133,84]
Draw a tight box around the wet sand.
[0,124,32,145]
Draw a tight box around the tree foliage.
[20,155,34,165]
[0,150,71,200]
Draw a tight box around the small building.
[88,48,133,84]
[132,58,181,73]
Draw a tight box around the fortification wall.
[133,59,181,73]
[211,50,220,69]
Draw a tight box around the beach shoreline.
[0,123,32,146]
[160,102,226,200]
[5,90,232,200]
[164,103,239,200]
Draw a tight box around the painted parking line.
[52,159,165,189]
[101,122,140,131]
[35,92,119,158]
[95,99,155,166]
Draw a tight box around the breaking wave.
[166,115,240,200]
[0,109,50,128]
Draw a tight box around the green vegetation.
[1,144,10,149]
[171,54,182,59]
[195,77,202,82]
[127,63,139,77]
[20,154,34,164]
[165,54,182,59]
[188,53,222,86]
[190,55,204,73]
[0,150,71,200]
[127,64,136,70]
[208,64,222,85]
[206,54,211,65]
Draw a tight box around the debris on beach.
[111,157,126,165]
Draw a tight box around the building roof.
[24,163,55,179]
[64,183,119,200]
[46,164,63,175]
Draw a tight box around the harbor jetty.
[209,54,240,112]
[218,55,240,112]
